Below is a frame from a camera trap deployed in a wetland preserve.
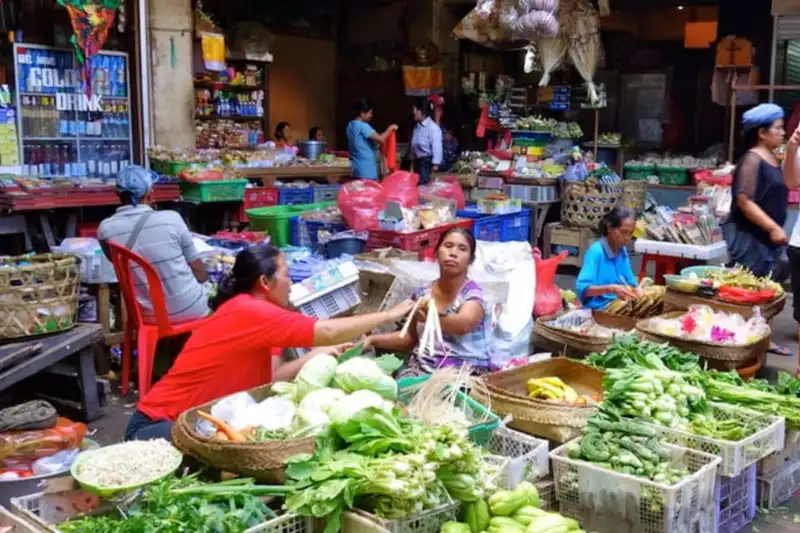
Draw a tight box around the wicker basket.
[621,180,648,211]
[663,290,786,323]
[471,359,603,443]
[636,311,770,370]
[0,253,79,340]
[561,181,622,230]
[533,311,638,358]
[172,384,315,483]
[354,271,396,315]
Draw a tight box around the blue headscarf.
[742,103,784,132]
[116,165,153,206]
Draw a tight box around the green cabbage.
[271,381,297,402]
[292,406,331,438]
[294,354,338,400]
[328,390,392,425]
[299,388,346,414]
[334,357,398,400]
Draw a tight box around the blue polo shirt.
[347,120,379,180]
[575,238,638,310]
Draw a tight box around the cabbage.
[271,381,297,402]
[294,354,338,400]
[299,388,346,414]
[334,357,398,400]
[328,390,392,425]
[292,406,331,438]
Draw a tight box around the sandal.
[767,344,793,357]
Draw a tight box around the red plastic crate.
[77,222,99,238]
[366,219,473,261]
[237,187,279,222]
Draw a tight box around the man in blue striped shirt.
[410,97,443,185]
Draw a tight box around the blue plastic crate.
[456,206,502,242]
[279,187,314,205]
[312,184,341,203]
[289,217,312,247]
[500,208,531,242]
[305,219,348,249]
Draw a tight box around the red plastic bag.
[533,249,568,317]
[382,171,419,208]
[0,418,87,470]
[381,130,398,173]
[717,285,776,305]
[420,176,466,209]
[337,180,384,231]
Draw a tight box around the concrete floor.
[87,256,800,532]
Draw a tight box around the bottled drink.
[87,143,97,178]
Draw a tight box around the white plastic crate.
[639,402,785,478]
[504,184,557,203]
[758,429,800,477]
[352,496,459,533]
[290,261,361,319]
[535,477,557,511]
[484,454,512,489]
[485,426,549,488]
[10,492,308,533]
[0,506,39,533]
[757,456,800,508]
[559,501,716,533]
[714,465,756,533]
[551,438,720,533]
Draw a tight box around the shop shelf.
[500,208,531,242]
[180,179,248,203]
[312,184,341,203]
[278,187,314,205]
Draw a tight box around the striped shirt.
[98,205,209,324]
[411,117,443,165]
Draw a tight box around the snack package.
[0,418,87,471]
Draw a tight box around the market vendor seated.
[125,244,414,442]
[576,207,642,310]
[98,165,210,324]
[364,228,496,378]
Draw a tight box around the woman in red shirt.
[125,245,413,441]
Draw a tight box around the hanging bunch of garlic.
[512,0,559,41]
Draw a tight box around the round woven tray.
[171,384,315,482]
[561,181,622,230]
[471,358,604,443]
[635,311,770,370]
[533,311,638,358]
[663,289,786,323]
[0,253,79,340]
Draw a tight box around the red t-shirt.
[138,294,317,421]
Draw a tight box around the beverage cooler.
[13,44,133,180]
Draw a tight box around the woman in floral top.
[365,227,495,378]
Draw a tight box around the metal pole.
[769,15,778,102]
[137,0,152,166]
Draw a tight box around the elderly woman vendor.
[576,207,641,309]
[364,228,496,377]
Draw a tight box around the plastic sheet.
[0,418,86,471]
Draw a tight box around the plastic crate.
[456,207,502,242]
[290,261,361,319]
[757,456,800,508]
[397,375,501,446]
[535,477,557,511]
[289,217,312,247]
[238,187,279,222]
[638,402,785,478]
[366,220,473,261]
[558,501,716,533]
[758,429,800,477]
[714,465,756,533]
[305,219,348,249]
[247,202,333,247]
[181,179,248,203]
[10,492,312,533]
[499,208,531,242]
[656,167,690,186]
[313,184,341,203]
[77,222,98,238]
[624,165,655,181]
[279,187,314,205]
[349,496,459,533]
[504,184,557,203]
[485,426,549,488]
[551,438,721,533]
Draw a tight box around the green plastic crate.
[180,179,248,203]
[397,375,501,446]
[246,202,333,247]
[152,160,193,176]
[623,165,654,181]
[656,166,690,186]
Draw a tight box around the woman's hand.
[770,226,789,245]
[388,299,415,321]
[388,124,399,132]
[611,285,637,300]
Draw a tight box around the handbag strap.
[125,211,154,250]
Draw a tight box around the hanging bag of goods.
[57,0,119,94]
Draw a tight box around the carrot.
[198,411,247,442]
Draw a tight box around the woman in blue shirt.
[576,207,641,309]
[346,99,398,180]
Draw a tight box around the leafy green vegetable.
[375,354,404,375]
[295,354,338,400]
[334,357,398,400]
[586,336,701,373]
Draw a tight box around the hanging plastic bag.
[337,180,384,231]
[382,171,420,207]
[533,248,568,317]
[420,176,466,209]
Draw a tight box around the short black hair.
[599,206,635,237]
[274,121,291,140]
[436,227,477,263]
[412,97,434,118]
[209,245,282,311]
[309,126,322,140]
[353,98,373,116]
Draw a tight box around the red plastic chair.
[106,241,209,396]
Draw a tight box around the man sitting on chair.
[98,166,210,324]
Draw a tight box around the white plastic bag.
[195,391,257,436]
[32,449,80,476]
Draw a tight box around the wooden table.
[521,200,559,248]
[0,324,104,422]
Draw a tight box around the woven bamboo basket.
[621,180,648,212]
[663,289,786,323]
[560,181,622,230]
[172,384,315,482]
[471,358,604,443]
[0,253,79,340]
[636,311,770,370]
[533,311,638,358]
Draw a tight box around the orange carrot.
[198,411,246,442]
